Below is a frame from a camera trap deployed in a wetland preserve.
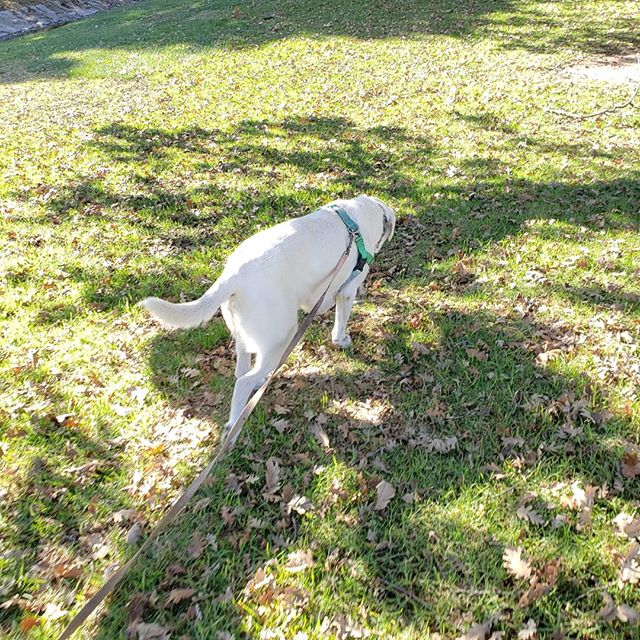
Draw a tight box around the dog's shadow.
[99,295,639,638]
[145,298,383,428]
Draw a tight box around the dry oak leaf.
[503,546,533,581]
[456,619,492,640]
[270,418,290,433]
[600,592,640,624]
[310,422,330,449]
[42,602,68,621]
[618,542,640,587]
[126,523,142,545]
[285,549,313,573]
[374,480,396,511]
[516,504,546,526]
[166,588,195,606]
[126,593,148,625]
[187,531,204,560]
[622,446,640,478]
[518,559,560,608]
[616,604,640,624]
[518,618,537,639]
[264,457,281,495]
[319,613,367,639]
[130,622,172,639]
[245,566,276,594]
[19,616,40,632]
[614,512,640,539]
[466,347,488,361]
[286,494,313,515]
[53,561,83,578]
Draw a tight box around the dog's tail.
[141,276,233,329]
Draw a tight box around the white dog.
[142,194,395,435]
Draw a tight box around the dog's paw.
[332,334,353,349]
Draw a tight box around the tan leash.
[57,237,355,640]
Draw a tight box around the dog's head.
[366,195,396,251]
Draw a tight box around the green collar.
[329,204,374,265]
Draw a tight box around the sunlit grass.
[1,0,639,637]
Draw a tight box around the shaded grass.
[1,0,640,638]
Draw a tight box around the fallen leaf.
[42,602,68,621]
[187,531,204,559]
[466,347,488,361]
[576,485,597,531]
[53,561,83,578]
[166,588,195,606]
[616,603,640,624]
[271,418,290,433]
[221,506,235,526]
[484,463,506,479]
[517,618,537,639]
[622,446,640,478]
[599,592,617,622]
[429,436,458,453]
[54,413,79,428]
[618,542,640,587]
[126,593,148,626]
[503,546,532,581]
[614,513,640,539]
[310,423,330,449]
[285,550,313,573]
[264,457,281,496]
[126,523,142,545]
[320,613,366,639]
[113,509,137,524]
[600,592,640,624]
[457,619,492,640]
[518,559,560,607]
[374,480,396,511]
[19,616,40,632]
[130,621,171,639]
[245,566,276,594]
[516,504,546,526]
[286,494,313,515]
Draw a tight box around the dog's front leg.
[332,278,362,349]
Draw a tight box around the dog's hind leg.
[234,337,252,378]
[222,335,294,446]
[221,301,252,379]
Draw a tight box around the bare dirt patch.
[566,53,640,84]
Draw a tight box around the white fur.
[142,194,395,440]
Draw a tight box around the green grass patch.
[1,0,640,638]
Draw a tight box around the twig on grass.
[380,577,507,607]
[544,79,640,120]
[379,577,432,608]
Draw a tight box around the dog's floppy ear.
[372,198,395,250]
[382,208,396,244]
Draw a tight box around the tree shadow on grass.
[5,114,638,635]
[0,385,137,635]
[2,0,639,83]
[15,115,637,318]
[89,296,639,638]
[549,282,640,317]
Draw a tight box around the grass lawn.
[1,0,640,638]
